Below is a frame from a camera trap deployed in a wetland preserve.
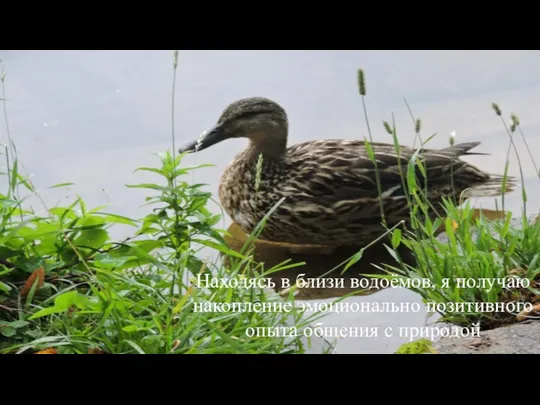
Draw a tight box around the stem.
[361,96,387,229]
[169,50,182,308]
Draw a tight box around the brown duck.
[179,97,515,246]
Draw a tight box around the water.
[1,50,539,353]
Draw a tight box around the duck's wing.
[284,140,491,206]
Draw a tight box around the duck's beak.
[178,123,226,154]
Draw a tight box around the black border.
[1,353,530,368]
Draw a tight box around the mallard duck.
[179,97,515,246]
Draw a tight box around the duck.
[179,97,515,247]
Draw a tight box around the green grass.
[375,200,540,331]
[0,54,327,354]
[2,55,539,355]
[352,69,540,332]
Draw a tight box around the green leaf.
[49,207,78,221]
[342,248,365,273]
[15,336,66,354]
[54,291,79,311]
[0,326,16,337]
[123,340,146,354]
[193,239,245,259]
[29,290,81,320]
[125,183,169,192]
[122,325,140,333]
[49,182,75,189]
[94,253,137,269]
[384,244,401,263]
[19,223,61,239]
[131,239,163,253]
[0,264,15,275]
[8,320,29,329]
[134,167,167,177]
[125,245,170,272]
[391,229,402,249]
[0,281,12,292]
[73,294,90,309]
[0,197,20,208]
[29,306,63,319]
[93,213,138,226]
[173,288,192,314]
[73,229,109,249]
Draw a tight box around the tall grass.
[353,69,540,331]
[2,55,538,354]
[0,53,327,354]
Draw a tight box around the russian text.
[426,301,533,313]
[194,302,293,313]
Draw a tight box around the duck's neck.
[246,134,287,160]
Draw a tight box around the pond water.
[1,50,539,353]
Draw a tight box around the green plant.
[0,53,326,354]
[349,72,540,331]
[395,339,436,354]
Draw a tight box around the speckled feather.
[219,138,510,245]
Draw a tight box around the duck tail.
[461,172,519,198]
[441,141,491,156]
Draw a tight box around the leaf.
[0,326,16,337]
[133,167,167,177]
[49,207,78,221]
[73,294,90,309]
[123,340,146,354]
[73,229,109,249]
[15,336,67,354]
[0,281,11,292]
[34,236,61,256]
[93,213,138,226]
[179,163,215,172]
[125,183,169,192]
[125,245,170,272]
[53,291,79,310]
[29,291,80,319]
[122,325,140,333]
[342,248,365,273]
[94,253,137,269]
[19,223,61,239]
[49,182,75,189]
[0,197,20,208]
[384,244,401,263]
[173,287,193,314]
[391,229,402,249]
[9,320,30,329]
[130,239,163,253]
[193,239,245,259]
[0,265,15,276]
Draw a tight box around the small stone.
[467,338,483,348]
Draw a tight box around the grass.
[1,53,539,355]
[352,69,540,334]
[0,54,327,354]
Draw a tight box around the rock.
[434,321,540,354]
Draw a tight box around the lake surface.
[1,50,539,353]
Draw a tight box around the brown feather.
[219,139,514,246]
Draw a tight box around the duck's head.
[179,97,288,156]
